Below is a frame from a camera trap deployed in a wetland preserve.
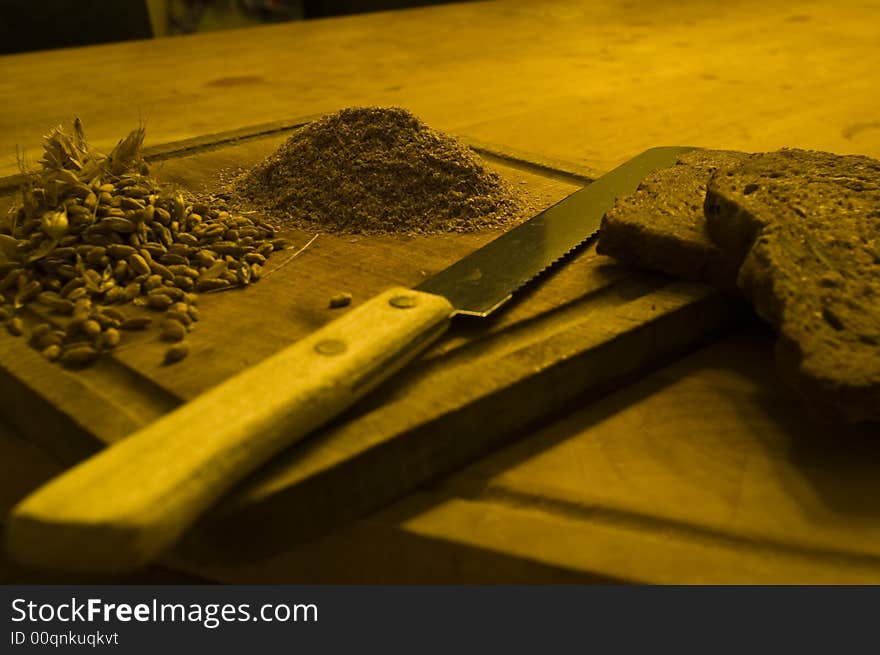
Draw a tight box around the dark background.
[0,0,468,55]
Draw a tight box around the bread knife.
[5,146,696,573]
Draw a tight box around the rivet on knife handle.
[5,287,453,573]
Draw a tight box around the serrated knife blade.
[418,146,697,316]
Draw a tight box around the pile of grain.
[0,121,287,367]
[235,106,521,234]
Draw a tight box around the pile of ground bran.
[235,107,521,234]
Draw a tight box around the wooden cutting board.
[0,119,745,560]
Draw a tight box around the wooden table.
[2,0,880,583]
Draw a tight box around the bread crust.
[598,147,879,422]
[597,149,749,293]
[705,148,880,422]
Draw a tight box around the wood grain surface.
[1,0,878,178]
[2,0,879,582]
[171,324,880,584]
[0,126,741,565]
[6,286,456,573]
[0,129,581,454]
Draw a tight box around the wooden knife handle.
[5,287,454,574]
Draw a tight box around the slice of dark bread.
[597,149,750,292]
[704,148,880,422]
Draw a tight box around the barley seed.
[7,317,24,336]
[102,327,121,348]
[60,345,99,368]
[42,344,62,361]
[163,341,189,364]
[160,319,187,342]
[120,316,152,330]
[329,292,353,309]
